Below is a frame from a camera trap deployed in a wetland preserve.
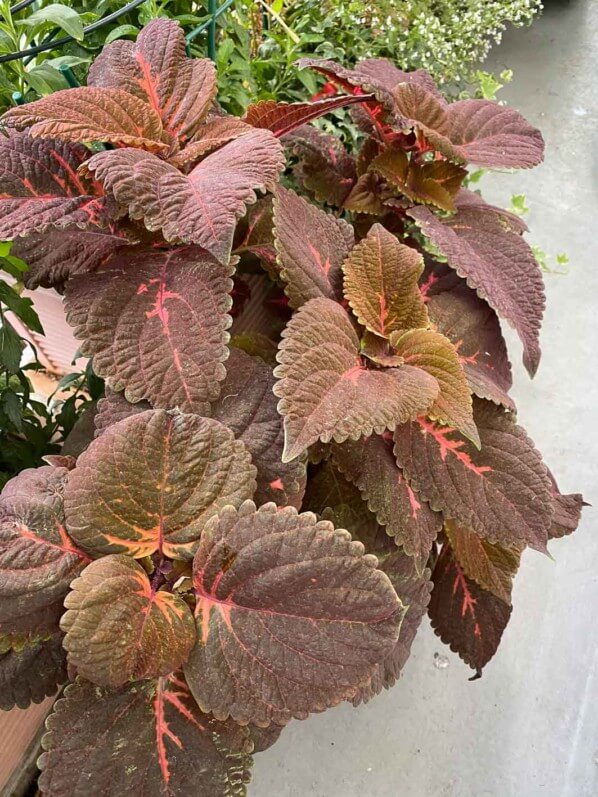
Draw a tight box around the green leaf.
[0,321,25,374]
[510,193,529,216]
[25,64,68,96]
[1,254,29,281]
[0,281,43,334]
[1,388,22,430]
[104,25,139,45]
[20,4,85,41]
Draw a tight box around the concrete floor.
[251,2,598,795]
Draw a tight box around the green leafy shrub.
[213,0,542,113]
[0,19,583,795]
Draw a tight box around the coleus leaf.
[393,400,554,551]
[38,676,253,797]
[426,274,514,410]
[168,117,253,168]
[273,297,439,462]
[342,223,429,338]
[247,724,283,754]
[302,458,395,557]
[61,554,196,687]
[184,501,403,725]
[243,94,373,137]
[391,82,544,168]
[0,465,89,637]
[444,519,520,605]
[94,389,150,437]
[88,17,216,143]
[350,58,446,101]
[352,552,432,704]
[409,195,545,375]
[272,185,354,307]
[93,354,306,510]
[547,474,586,540]
[233,196,276,269]
[284,124,356,207]
[360,330,406,368]
[211,348,307,508]
[330,434,442,573]
[428,543,512,673]
[343,172,386,215]
[64,410,256,559]
[84,129,285,263]
[295,58,419,113]
[13,228,132,290]
[2,87,169,152]
[0,133,114,240]
[64,246,233,413]
[370,148,467,212]
[390,328,478,445]
[0,632,67,710]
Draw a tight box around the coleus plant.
[0,18,584,796]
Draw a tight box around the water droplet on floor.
[433,652,449,669]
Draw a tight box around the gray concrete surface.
[251,2,598,794]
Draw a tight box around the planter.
[0,698,53,796]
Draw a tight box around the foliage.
[0,19,583,795]
[211,0,542,114]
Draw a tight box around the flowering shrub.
[0,18,582,796]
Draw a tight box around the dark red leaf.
[0,133,114,240]
[13,228,132,290]
[0,465,89,637]
[302,458,395,557]
[244,94,374,137]
[184,501,403,725]
[88,18,216,142]
[428,544,512,672]
[64,410,256,560]
[39,676,253,796]
[393,400,554,551]
[211,348,307,508]
[409,195,545,376]
[331,435,442,573]
[547,472,586,540]
[426,273,514,410]
[65,246,233,413]
[273,185,353,307]
[391,82,544,168]
[284,125,356,207]
[0,633,67,710]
